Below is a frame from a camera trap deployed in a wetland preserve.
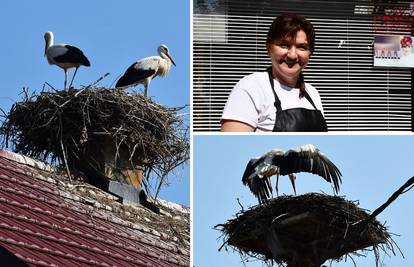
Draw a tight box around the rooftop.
[0,149,190,266]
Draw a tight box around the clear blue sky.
[194,135,414,266]
[0,0,189,206]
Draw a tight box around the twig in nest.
[354,176,414,226]
[60,132,72,181]
[237,198,244,211]
[89,72,110,88]
[0,107,6,118]
[110,74,122,88]
[43,82,56,91]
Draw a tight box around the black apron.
[267,67,328,132]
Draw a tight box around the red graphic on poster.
[400,36,413,47]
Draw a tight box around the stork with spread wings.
[242,144,342,203]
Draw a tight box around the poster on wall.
[374,35,414,68]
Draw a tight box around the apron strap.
[267,67,282,111]
[303,90,318,110]
[267,66,319,111]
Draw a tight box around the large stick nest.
[0,87,189,190]
[216,193,397,266]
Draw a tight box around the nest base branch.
[276,211,311,229]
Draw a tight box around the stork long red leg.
[289,174,297,195]
[144,84,148,97]
[69,66,79,89]
[64,69,68,91]
[276,174,279,196]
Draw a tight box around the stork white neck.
[157,58,172,77]
[156,45,174,77]
[158,50,172,65]
[44,31,54,50]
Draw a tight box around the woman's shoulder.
[237,71,267,84]
[234,71,268,91]
[304,82,320,96]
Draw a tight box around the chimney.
[67,135,160,214]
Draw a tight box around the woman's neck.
[272,71,299,88]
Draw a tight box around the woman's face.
[268,30,311,87]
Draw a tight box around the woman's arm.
[221,120,255,132]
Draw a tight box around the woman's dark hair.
[266,14,315,97]
[266,13,315,53]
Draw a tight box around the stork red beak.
[166,52,176,66]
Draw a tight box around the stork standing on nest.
[242,144,342,203]
[44,31,90,90]
[115,44,176,96]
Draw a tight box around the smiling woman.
[221,14,327,132]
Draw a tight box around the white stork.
[241,144,342,203]
[44,31,90,90]
[115,44,176,96]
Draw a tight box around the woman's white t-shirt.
[221,72,324,132]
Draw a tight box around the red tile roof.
[0,150,190,266]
